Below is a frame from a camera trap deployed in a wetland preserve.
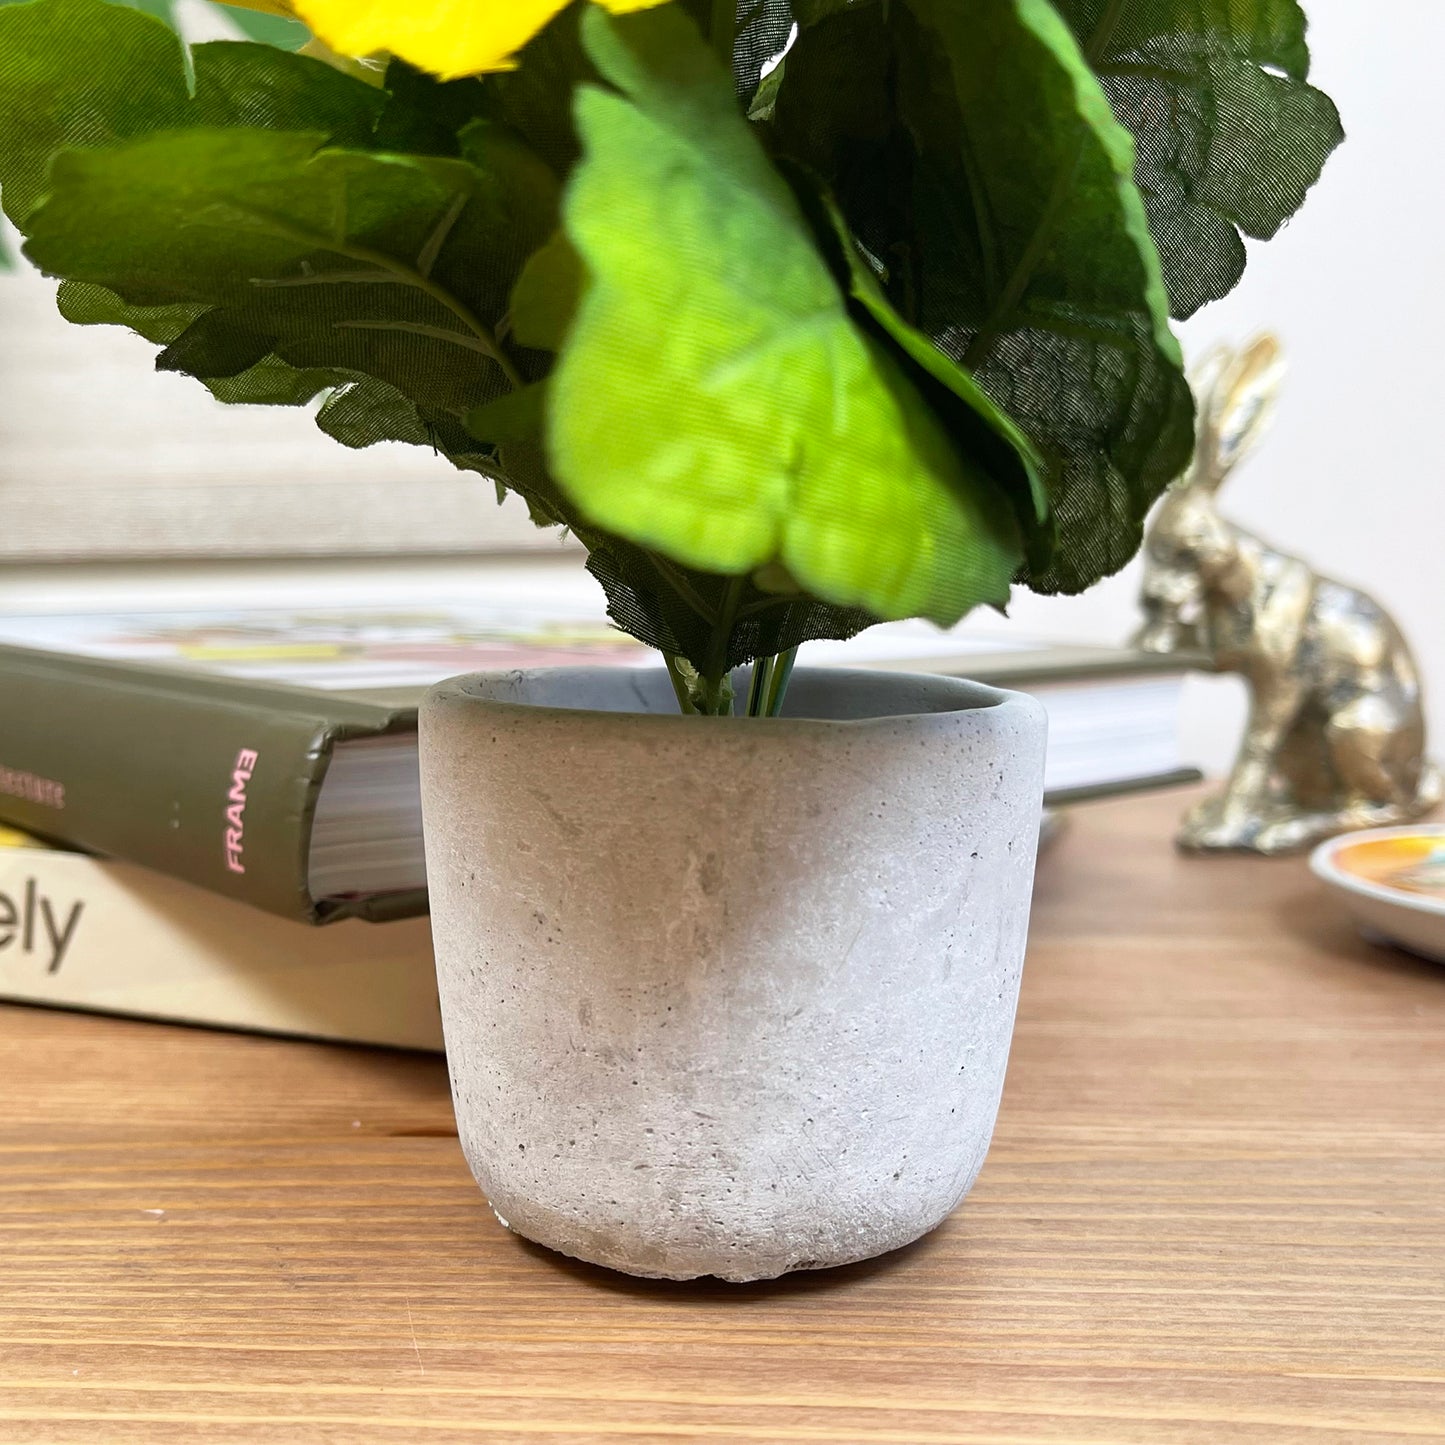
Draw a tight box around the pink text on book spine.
[0,764,65,810]
[224,749,259,875]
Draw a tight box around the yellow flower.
[249,0,673,81]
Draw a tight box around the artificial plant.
[0,0,1342,714]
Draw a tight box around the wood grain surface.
[2,788,1442,1443]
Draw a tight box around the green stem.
[1084,0,1129,63]
[746,654,776,717]
[764,646,799,718]
[649,553,720,627]
[696,671,733,717]
[695,575,746,716]
[663,653,699,715]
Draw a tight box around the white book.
[0,827,445,1050]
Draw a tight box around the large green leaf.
[470,411,884,675]
[546,5,1026,629]
[1055,0,1343,318]
[0,0,568,435]
[769,0,1196,594]
[24,127,558,411]
[0,0,416,409]
[0,0,388,227]
[0,0,188,225]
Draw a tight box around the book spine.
[1044,768,1204,808]
[0,844,443,1049]
[0,647,348,922]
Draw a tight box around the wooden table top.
[3,787,1443,1444]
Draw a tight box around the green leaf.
[468,381,551,446]
[473,3,599,174]
[24,128,558,412]
[0,0,387,227]
[0,0,189,225]
[191,40,387,144]
[213,2,308,50]
[55,281,202,346]
[57,280,341,404]
[770,0,1196,594]
[792,177,1055,573]
[1056,0,1343,318]
[315,374,436,449]
[373,60,488,155]
[478,434,881,676]
[549,5,1024,628]
[507,231,586,351]
[578,530,877,680]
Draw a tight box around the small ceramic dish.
[1310,827,1445,963]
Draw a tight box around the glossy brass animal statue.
[1135,335,1439,854]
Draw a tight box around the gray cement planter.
[420,667,1046,1282]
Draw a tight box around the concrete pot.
[420,667,1046,1282]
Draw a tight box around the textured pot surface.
[421,667,1046,1281]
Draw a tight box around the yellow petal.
[292,0,669,80]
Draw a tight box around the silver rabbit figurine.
[1135,334,1440,854]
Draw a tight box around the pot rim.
[423,664,1043,736]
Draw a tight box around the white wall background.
[986,0,1445,775]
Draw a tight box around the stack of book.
[0,594,1201,1049]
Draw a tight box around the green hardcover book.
[0,642,424,925]
[0,602,1202,923]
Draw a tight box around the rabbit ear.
[1200,333,1286,494]
[1188,344,1237,418]
[1180,344,1239,491]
